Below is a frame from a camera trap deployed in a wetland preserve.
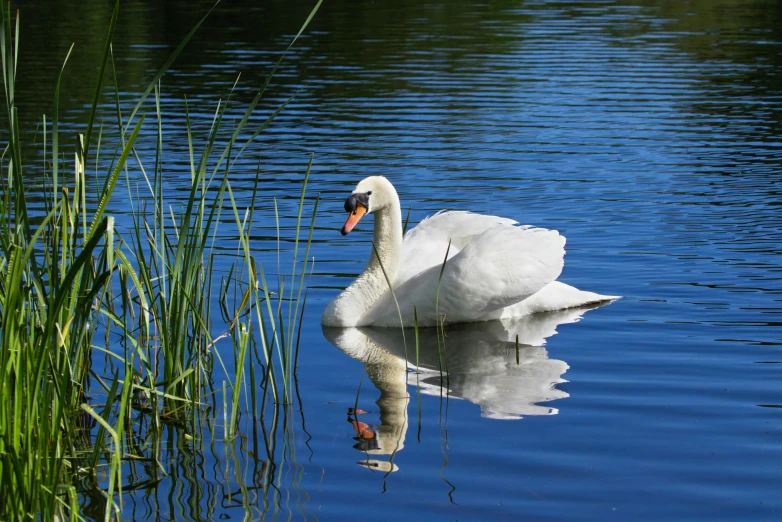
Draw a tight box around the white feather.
[322,177,619,327]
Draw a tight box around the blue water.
[15,0,782,519]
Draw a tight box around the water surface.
[12,0,782,519]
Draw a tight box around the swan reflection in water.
[323,304,608,472]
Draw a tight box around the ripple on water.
[10,0,782,519]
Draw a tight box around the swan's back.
[397,211,521,286]
[361,212,566,326]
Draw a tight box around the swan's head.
[341,176,397,235]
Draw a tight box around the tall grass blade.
[371,240,408,367]
[82,0,119,159]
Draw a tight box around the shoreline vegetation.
[0,0,322,519]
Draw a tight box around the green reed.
[0,0,322,519]
[372,240,410,366]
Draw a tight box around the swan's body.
[322,176,618,327]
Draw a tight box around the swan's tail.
[489,281,620,319]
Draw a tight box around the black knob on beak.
[345,192,370,213]
[345,194,358,213]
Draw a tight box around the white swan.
[322,176,618,327]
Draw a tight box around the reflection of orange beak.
[341,204,367,235]
[350,420,375,439]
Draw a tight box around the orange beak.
[341,204,367,235]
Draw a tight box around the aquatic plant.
[0,0,321,519]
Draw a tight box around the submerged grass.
[0,0,322,519]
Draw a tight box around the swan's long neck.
[322,191,403,327]
[367,205,403,281]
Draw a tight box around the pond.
[11,0,782,519]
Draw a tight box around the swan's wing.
[397,211,520,286]
[362,224,565,326]
[404,211,519,246]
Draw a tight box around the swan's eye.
[367,191,372,196]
